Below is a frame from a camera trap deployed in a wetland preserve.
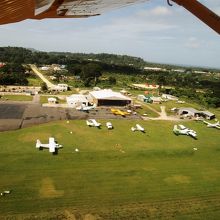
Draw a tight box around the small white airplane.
[173,124,197,138]
[106,122,113,129]
[131,124,145,132]
[76,104,96,112]
[203,120,220,129]
[86,119,101,127]
[36,137,62,155]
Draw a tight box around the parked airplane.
[203,120,220,129]
[0,0,219,34]
[111,108,130,117]
[131,124,145,132]
[173,124,197,138]
[86,119,101,127]
[76,104,96,112]
[36,137,62,154]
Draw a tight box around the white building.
[150,97,162,104]
[132,84,159,90]
[66,94,89,108]
[40,66,50,71]
[162,94,178,101]
[48,97,57,104]
[51,84,68,92]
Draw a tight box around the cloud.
[137,6,172,17]
[149,6,172,16]
[185,37,201,49]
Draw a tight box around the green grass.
[0,120,220,219]
[0,95,33,101]
[135,105,160,117]
[27,77,42,86]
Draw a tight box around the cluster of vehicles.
[86,119,145,132]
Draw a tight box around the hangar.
[89,89,131,106]
[178,107,215,120]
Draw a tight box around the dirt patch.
[84,214,97,220]
[114,143,125,153]
[39,177,64,198]
[64,210,76,220]
[164,175,190,184]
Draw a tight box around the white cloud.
[149,6,172,16]
[137,6,172,17]
[185,37,201,49]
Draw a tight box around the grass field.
[0,119,220,219]
[0,95,33,102]
[27,77,42,87]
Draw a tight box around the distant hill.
[0,46,219,72]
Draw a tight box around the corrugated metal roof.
[90,89,131,101]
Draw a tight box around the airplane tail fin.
[36,139,41,148]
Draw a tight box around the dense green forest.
[0,63,28,85]
[0,47,219,107]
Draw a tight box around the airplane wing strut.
[171,0,220,34]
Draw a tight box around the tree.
[80,63,102,86]
[41,82,48,91]
[108,76,116,85]
[0,63,28,85]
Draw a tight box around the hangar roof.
[90,89,131,101]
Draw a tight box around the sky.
[0,0,220,68]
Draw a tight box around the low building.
[199,111,215,120]
[51,84,68,92]
[66,94,89,108]
[89,89,131,106]
[144,67,165,71]
[162,94,178,101]
[48,97,57,104]
[178,107,215,120]
[132,84,159,90]
[178,107,198,117]
[40,66,50,71]
[150,97,162,104]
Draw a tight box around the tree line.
[0,47,219,107]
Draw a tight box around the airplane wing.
[0,0,147,24]
[0,0,219,34]
[203,120,209,125]
[39,144,50,148]
[136,124,145,132]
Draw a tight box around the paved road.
[32,94,40,104]
[30,64,55,89]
